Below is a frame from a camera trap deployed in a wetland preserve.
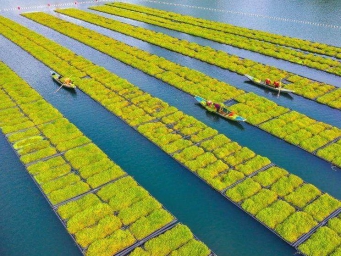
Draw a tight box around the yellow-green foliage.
[129,209,174,240]
[75,215,122,248]
[242,189,278,215]
[49,181,90,205]
[284,184,321,209]
[328,217,341,235]
[252,166,288,187]
[270,174,303,197]
[170,239,210,256]
[225,178,261,203]
[67,203,113,234]
[142,224,194,255]
[27,156,66,175]
[275,212,318,243]
[304,194,341,222]
[42,173,80,195]
[7,127,40,143]
[256,200,295,229]
[57,193,101,220]
[298,227,341,256]
[34,164,71,184]
[235,155,271,175]
[86,229,136,256]
[118,197,161,225]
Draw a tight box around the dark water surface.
[1,1,340,255]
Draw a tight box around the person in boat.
[58,75,62,80]
[228,111,235,117]
[213,103,221,112]
[64,78,71,85]
[206,100,213,107]
[265,78,271,85]
[274,81,281,88]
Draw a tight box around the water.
[1,1,341,255]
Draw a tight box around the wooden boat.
[50,71,76,89]
[195,96,246,122]
[245,74,294,93]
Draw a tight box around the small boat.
[50,71,76,89]
[245,74,294,93]
[194,96,246,122]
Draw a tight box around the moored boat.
[194,96,246,122]
[50,71,76,89]
[245,74,294,93]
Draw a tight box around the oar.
[277,79,282,98]
[54,83,65,93]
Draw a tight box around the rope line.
[0,0,340,30]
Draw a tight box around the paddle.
[54,83,65,93]
[277,79,282,98]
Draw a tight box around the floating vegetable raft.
[1,16,340,254]
[18,11,341,168]
[0,62,212,256]
[86,4,341,109]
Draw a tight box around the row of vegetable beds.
[0,61,211,256]
[19,11,341,169]
[107,2,341,60]
[85,5,341,110]
[102,2,341,77]
[1,16,339,252]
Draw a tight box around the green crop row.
[19,11,341,168]
[101,3,341,76]
[0,63,209,256]
[108,2,341,59]
[129,224,210,256]
[58,7,341,109]
[1,16,339,250]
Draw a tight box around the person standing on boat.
[213,103,221,112]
